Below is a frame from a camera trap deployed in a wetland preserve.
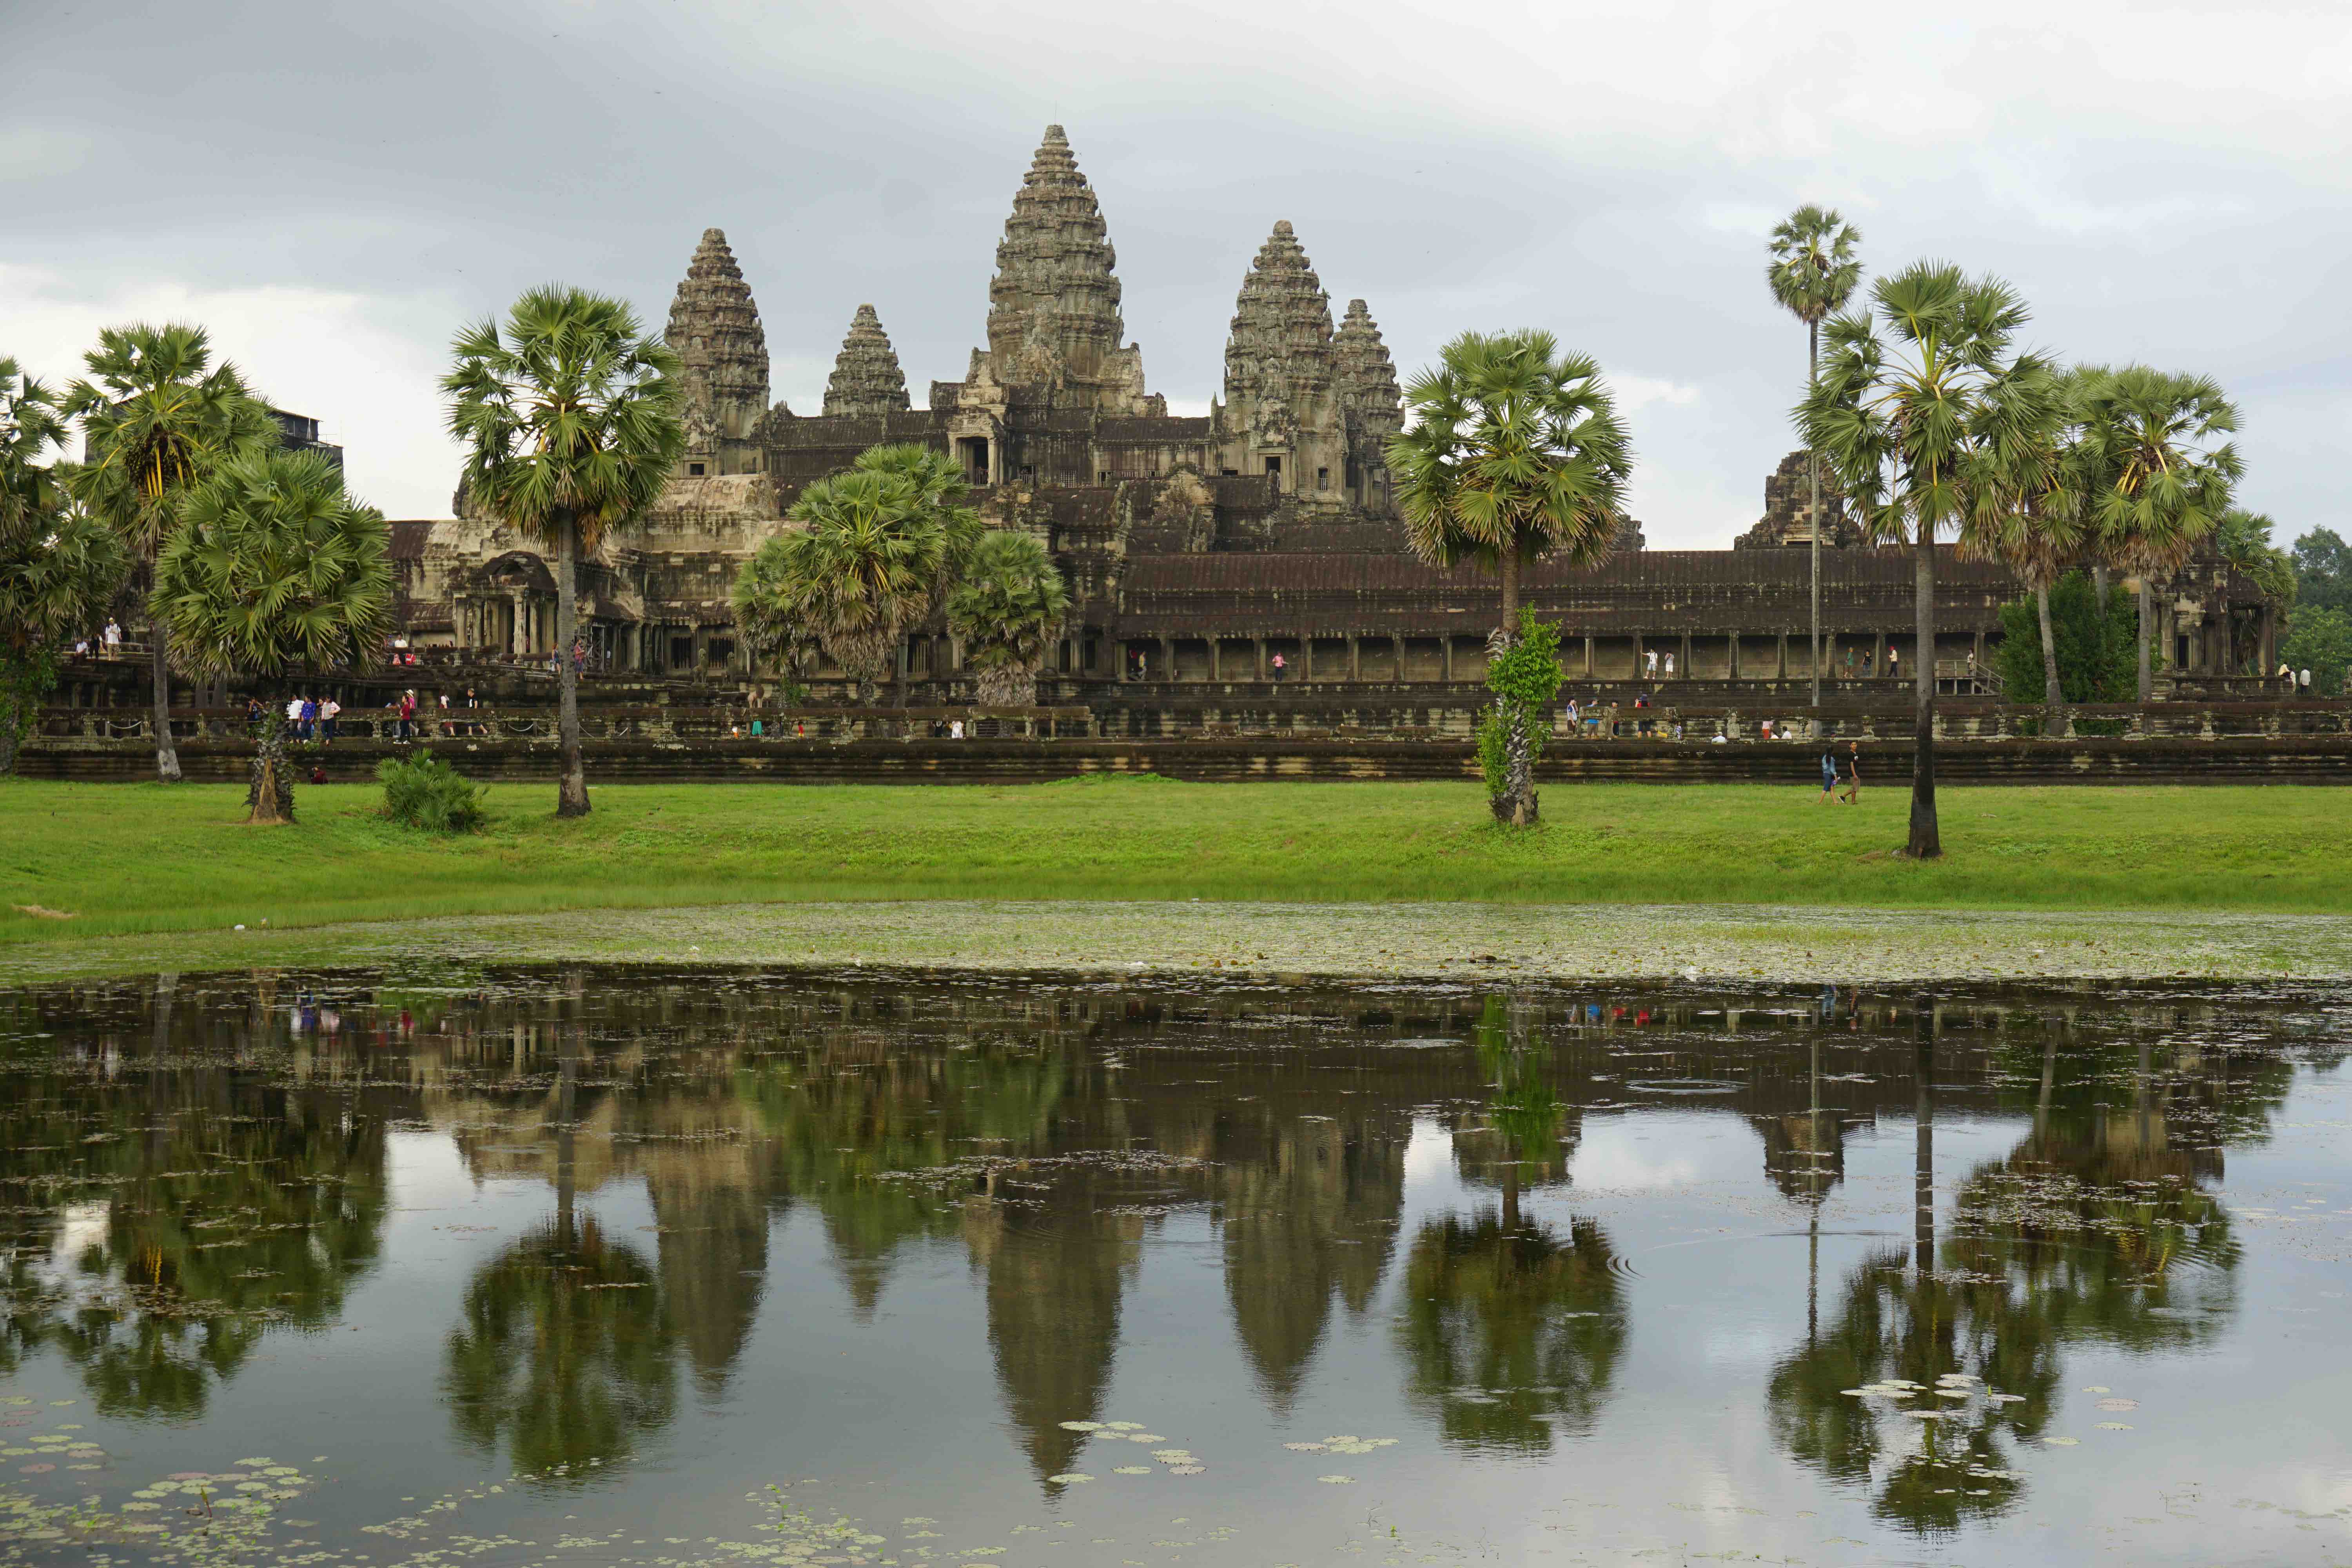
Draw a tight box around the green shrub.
[378,751,487,834]
[1478,610,1564,798]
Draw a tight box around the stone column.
[1727,634,1739,681]
[1443,638,1455,682]
[1583,636,1594,677]
[1254,637,1267,680]
[1349,637,1361,680]
[1681,634,1693,682]
[1160,638,1173,682]
[1777,633,1789,682]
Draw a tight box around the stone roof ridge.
[1334,297,1402,439]
[984,124,1127,391]
[823,303,912,418]
[1225,218,1336,404]
[664,225,769,417]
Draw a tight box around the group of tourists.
[240,688,490,742]
[1818,740,1864,805]
[70,621,125,659]
[253,694,344,742]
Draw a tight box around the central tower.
[966,125,1153,418]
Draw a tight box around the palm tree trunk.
[2136,577,2154,703]
[2092,563,2111,619]
[1495,544,1537,827]
[2034,581,2068,737]
[1913,1020,1934,1273]
[555,512,589,818]
[1906,530,1940,858]
[1808,321,1822,711]
[151,622,182,783]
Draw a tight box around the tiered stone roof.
[664,228,770,428]
[1333,298,1402,442]
[1223,220,1337,416]
[822,304,911,418]
[985,125,1127,390]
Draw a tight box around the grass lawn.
[2,774,2347,949]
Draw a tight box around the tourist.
[1840,741,1862,805]
[284,694,303,735]
[1270,652,1287,682]
[1644,648,1658,677]
[1663,652,1675,680]
[398,689,417,742]
[309,762,328,786]
[1887,644,1900,679]
[1819,743,1839,803]
[246,696,263,730]
[1761,718,1773,740]
[2300,667,2313,696]
[73,636,89,657]
[322,697,340,743]
[299,694,319,741]
[102,619,122,655]
[750,717,763,738]
[950,718,965,740]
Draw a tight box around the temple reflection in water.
[0,970,2329,1535]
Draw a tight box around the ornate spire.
[984,125,1128,393]
[664,227,770,444]
[1223,220,1336,443]
[1334,298,1402,441]
[822,304,910,418]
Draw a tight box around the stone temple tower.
[1216,220,1346,511]
[665,227,770,477]
[970,125,1151,416]
[1333,298,1402,512]
[823,304,911,418]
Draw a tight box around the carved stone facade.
[665,228,770,479]
[1217,221,1346,512]
[1734,450,1861,550]
[387,125,2270,698]
[823,305,911,419]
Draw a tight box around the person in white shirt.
[321,698,340,743]
[102,621,122,653]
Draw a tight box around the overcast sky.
[7,0,2347,546]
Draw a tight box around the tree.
[1475,610,1564,821]
[152,448,392,823]
[1991,572,2135,707]
[2280,606,2352,697]
[1959,364,2089,731]
[2289,527,2352,615]
[2073,367,2240,701]
[1389,330,1632,826]
[853,442,984,615]
[2211,510,2295,673]
[729,532,824,697]
[738,467,946,705]
[946,528,1069,706]
[62,323,277,784]
[444,286,684,817]
[0,359,125,774]
[1767,206,1864,709]
[1801,262,2053,859]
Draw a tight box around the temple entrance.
[958,437,990,486]
[1263,455,1282,492]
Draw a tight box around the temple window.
[1264,456,1282,490]
[688,462,706,476]
[1316,467,1330,490]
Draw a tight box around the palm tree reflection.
[1397,997,1625,1454]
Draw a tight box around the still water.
[2,969,2349,1566]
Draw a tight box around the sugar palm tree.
[853,442,985,613]
[946,529,1069,706]
[62,324,277,783]
[1961,364,2084,734]
[2212,510,2295,672]
[735,468,945,706]
[1767,206,1864,708]
[444,286,684,817]
[152,448,392,823]
[1802,262,2054,859]
[1,361,127,774]
[1389,330,1632,826]
[2073,367,2239,701]
[729,532,824,694]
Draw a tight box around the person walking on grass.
[1820,743,1840,803]
[1840,740,1862,805]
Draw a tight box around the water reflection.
[0,971,2337,1538]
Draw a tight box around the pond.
[0,968,2348,1566]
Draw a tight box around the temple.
[389,125,2279,702]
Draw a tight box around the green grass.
[3,773,2348,950]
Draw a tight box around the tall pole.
[1808,319,1823,712]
